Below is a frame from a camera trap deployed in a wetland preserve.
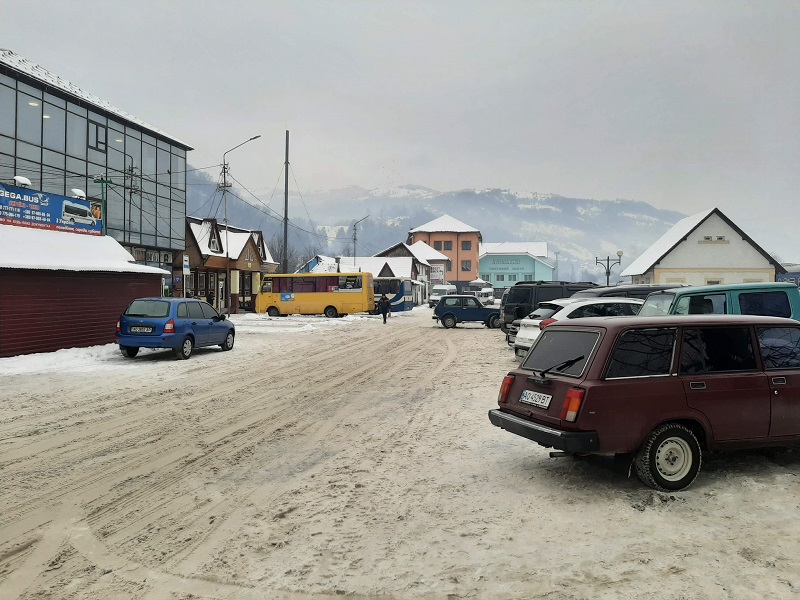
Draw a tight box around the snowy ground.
[2,307,800,599]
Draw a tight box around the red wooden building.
[0,225,168,358]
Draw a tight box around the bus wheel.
[267,307,280,317]
[324,306,339,318]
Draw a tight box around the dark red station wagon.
[489,315,800,491]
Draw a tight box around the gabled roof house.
[621,207,784,285]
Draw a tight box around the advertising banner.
[0,183,102,236]
[431,264,445,284]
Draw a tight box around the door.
[186,301,210,345]
[679,326,769,441]
[757,326,800,437]
[202,302,227,345]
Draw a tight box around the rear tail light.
[539,318,556,329]
[164,319,175,333]
[498,374,515,404]
[560,388,585,422]
[116,319,121,333]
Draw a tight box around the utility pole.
[221,135,261,313]
[283,130,289,273]
[352,215,369,269]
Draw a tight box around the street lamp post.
[221,135,261,314]
[596,249,624,286]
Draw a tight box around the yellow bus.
[255,272,375,318]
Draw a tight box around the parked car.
[570,283,685,300]
[433,294,501,328]
[639,282,800,320]
[512,297,643,359]
[505,298,579,347]
[489,314,800,491]
[116,297,235,360]
[428,284,458,308]
[499,281,597,332]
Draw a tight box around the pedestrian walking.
[378,294,391,324]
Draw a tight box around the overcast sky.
[3,1,800,257]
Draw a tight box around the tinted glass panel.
[0,85,15,136]
[606,328,676,378]
[522,330,598,376]
[17,93,42,145]
[680,327,756,374]
[125,300,169,317]
[538,288,564,302]
[187,302,205,319]
[200,302,219,319]
[757,327,800,369]
[177,303,188,318]
[506,287,530,304]
[739,291,791,318]
[529,303,561,319]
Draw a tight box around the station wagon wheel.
[267,306,280,317]
[221,330,235,351]
[175,336,194,360]
[120,345,139,358]
[635,423,701,492]
[324,306,338,318]
[442,315,457,329]
[488,315,501,329]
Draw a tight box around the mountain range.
[186,169,687,281]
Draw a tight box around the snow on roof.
[338,256,414,278]
[0,49,191,149]
[0,224,169,274]
[621,209,714,276]
[189,219,275,263]
[408,241,449,262]
[480,241,548,258]
[409,214,479,234]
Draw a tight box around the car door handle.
[689,382,706,390]
[772,377,787,385]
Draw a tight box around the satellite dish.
[13,175,32,188]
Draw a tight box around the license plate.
[130,326,153,333]
[519,389,552,409]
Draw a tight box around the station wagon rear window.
[605,328,676,378]
[124,300,170,318]
[522,329,598,377]
[740,291,791,318]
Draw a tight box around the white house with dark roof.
[621,207,784,285]
[373,240,449,301]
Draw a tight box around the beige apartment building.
[407,215,481,292]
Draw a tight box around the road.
[1,308,800,599]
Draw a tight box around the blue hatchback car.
[116,298,235,360]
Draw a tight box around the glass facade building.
[0,50,192,273]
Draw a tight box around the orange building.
[407,215,481,292]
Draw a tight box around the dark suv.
[489,314,800,491]
[499,281,597,332]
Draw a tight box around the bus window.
[341,275,362,289]
[294,277,315,293]
[261,278,273,293]
[277,277,292,293]
[316,276,339,292]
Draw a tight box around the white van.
[428,284,457,308]
[478,287,495,305]
[62,200,96,226]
